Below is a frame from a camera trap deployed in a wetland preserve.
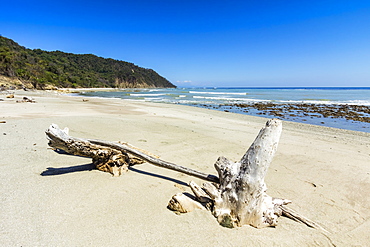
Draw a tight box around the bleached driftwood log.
[45,124,219,182]
[46,120,326,231]
[45,124,138,176]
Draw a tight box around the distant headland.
[0,36,176,90]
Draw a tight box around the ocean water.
[77,87,370,133]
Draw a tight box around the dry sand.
[1,90,369,246]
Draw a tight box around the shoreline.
[192,102,370,133]
[6,89,370,137]
[56,87,370,134]
[3,89,370,136]
[1,90,369,246]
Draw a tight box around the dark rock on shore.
[231,103,370,123]
[199,102,370,124]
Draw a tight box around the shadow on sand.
[43,149,188,185]
[40,163,95,176]
[40,162,188,186]
[129,166,188,186]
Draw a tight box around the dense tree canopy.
[0,36,175,89]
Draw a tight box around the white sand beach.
[1,90,369,246]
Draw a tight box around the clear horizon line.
[175,86,370,89]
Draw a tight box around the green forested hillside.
[0,36,175,89]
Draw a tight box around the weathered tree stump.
[215,119,288,228]
[168,119,290,228]
[167,119,328,232]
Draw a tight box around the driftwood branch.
[45,120,327,232]
[281,206,329,233]
[87,139,219,183]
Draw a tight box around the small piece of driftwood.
[45,120,327,231]
[16,96,36,103]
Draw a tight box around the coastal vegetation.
[0,36,175,89]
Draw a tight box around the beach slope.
[1,91,369,246]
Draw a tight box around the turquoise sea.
[77,87,370,133]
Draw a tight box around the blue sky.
[1,0,370,87]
